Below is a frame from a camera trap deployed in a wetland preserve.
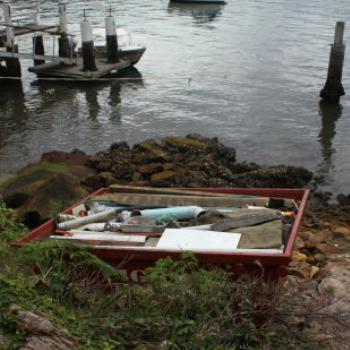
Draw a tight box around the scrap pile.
[50,185,298,253]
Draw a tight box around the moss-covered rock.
[150,170,177,186]
[17,173,87,225]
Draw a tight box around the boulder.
[137,163,163,176]
[41,150,88,165]
[292,251,308,262]
[150,171,177,187]
[162,136,207,151]
[18,173,87,225]
[334,226,350,239]
[81,172,116,191]
[134,139,169,161]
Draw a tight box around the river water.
[0,0,349,195]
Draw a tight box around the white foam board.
[156,229,241,252]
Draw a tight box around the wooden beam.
[108,184,238,197]
[0,50,76,64]
[92,193,270,208]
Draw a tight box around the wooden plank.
[108,184,245,198]
[0,23,60,38]
[92,193,270,207]
[28,58,131,79]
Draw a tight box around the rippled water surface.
[0,0,349,194]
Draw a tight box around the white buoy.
[2,2,15,48]
[33,0,40,25]
[58,0,68,33]
[105,15,119,63]
[2,2,21,77]
[58,1,71,57]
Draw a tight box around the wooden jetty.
[0,1,146,80]
[0,24,60,48]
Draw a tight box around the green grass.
[0,201,345,349]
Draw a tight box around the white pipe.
[58,0,68,33]
[80,20,93,42]
[105,16,116,36]
[51,232,146,243]
[2,2,15,47]
[57,208,119,230]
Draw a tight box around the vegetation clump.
[0,201,347,349]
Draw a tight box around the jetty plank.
[0,23,60,47]
[28,58,131,79]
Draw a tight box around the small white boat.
[170,0,226,4]
[168,2,226,23]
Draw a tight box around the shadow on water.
[316,100,343,186]
[168,2,225,24]
[0,81,28,149]
[29,67,143,120]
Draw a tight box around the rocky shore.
[0,134,313,225]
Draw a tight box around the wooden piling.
[33,35,45,65]
[320,22,346,103]
[5,45,21,77]
[105,16,119,63]
[81,19,97,71]
[32,1,45,66]
[58,34,71,57]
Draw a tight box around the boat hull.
[29,46,146,80]
[170,0,226,4]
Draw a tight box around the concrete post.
[59,0,68,33]
[58,0,71,57]
[105,16,119,63]
[5,45,21,77]
[80,18,97,71]
[32,1,45,66]
[2,2,21,77]
[2,2,15,49]
[320,22,346,103]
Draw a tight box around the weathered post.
[3,1,14,49]
[58,0,71,57]
[32,1,45,66]
[105,8,119,63]
[2,1,21,77]
[80,14,97,71]
[320,22,346,103]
